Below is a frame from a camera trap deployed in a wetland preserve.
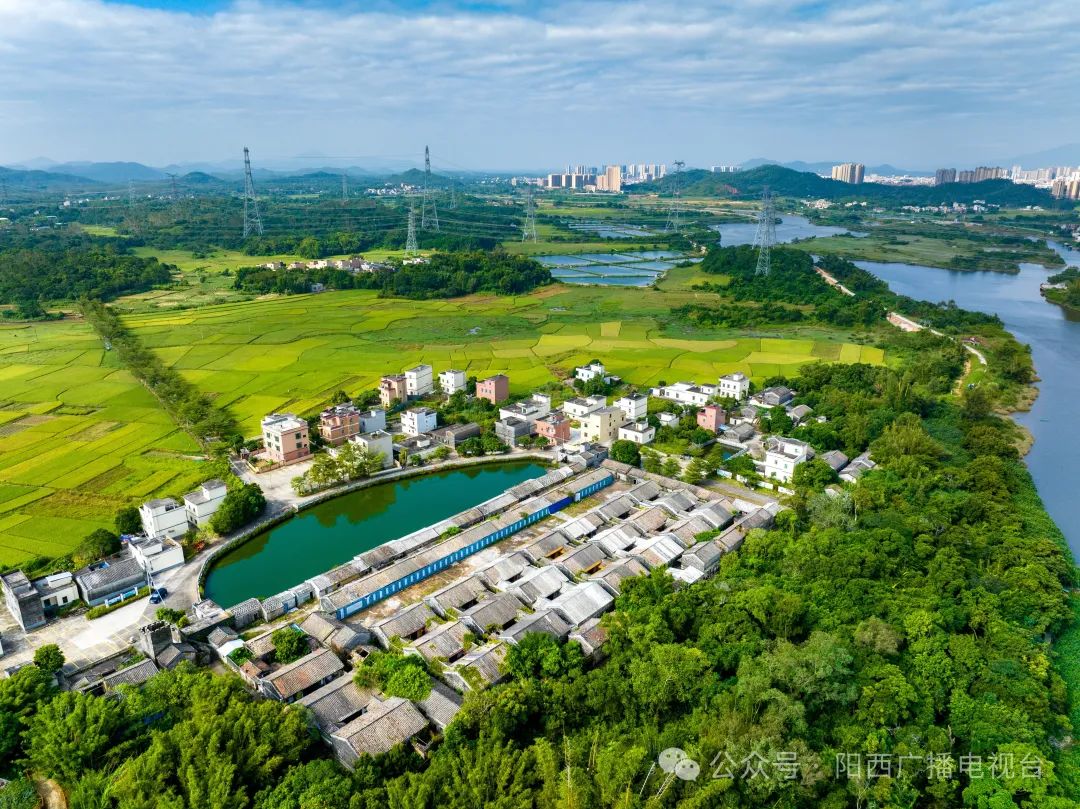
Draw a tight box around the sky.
[1,0,1078,171]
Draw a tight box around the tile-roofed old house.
[424,576,491,617]
[260,648,344,703]
[300,612,368,655]
[589,557,648,594]
[462,592,523,634]
[569,617,609,661]
[654,490,698,517]
[415,679,463,730]
[597,495,636,521]
[499,609,571,644]
[156,642,196,670]
[520,529,571,561]
[228,597,263,629]
[555,542,609,577]
[372,602,437,646]
[541,582,615,626]
[207,626,238,649]
[680,540,725,574]
[330,697,429,767]
[820,449,850,471]
[446,642,508,691]
[591,523,645,556]
[240,658,271,682]
[625,480,662,503]
[307,563,364,598]
[507,565,569,605]
[479,552,531,587]
[626,505,669,534]
[629,534,687,569]
[244,628,280,661]
[74,556,146,607]
[298,676,377,734]
[691,502,734,530]
[407,619,473,663]
[560,512,607,540]
[667,516,715,545]
[100,658,160,692]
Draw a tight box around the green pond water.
[204,461,547,607]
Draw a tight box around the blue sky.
[1,0,1078,170]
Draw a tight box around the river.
[712,214,863,245]
[204,461,547,606]
[855,239,1080,561]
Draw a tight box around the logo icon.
[659,747,701,781]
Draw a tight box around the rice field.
[0,319,211,566]
[122,284,888,436]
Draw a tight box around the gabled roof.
[520,529,571,561]
[508,565,569,605]
[408,620,472,662]
[589,557,648,594]
[543,582,615,625]
[598,495,636,520]
[626,506,668,533]
[499,609,572,644]
[415,679,463,730]
[479,552,531,587]
[463,592,523,632]
[264,648,344,700]
[426,576,490,614]
[681,540,724,573]
[373,602,436,641]
[298,675,376,731]
[101,658,159,690]
[630,534,687,569]
[560,512,606,540]
[451,642,508,689]
[556,542,608,575]
[332,697,428,757]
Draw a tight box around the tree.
[156,607,187,625]
[640,449,662,474]
[385,665,433,702]
[272,628,308,665]
[330,389,350,405]
[72,528,120,567]
[25,691,126,785]
[33,644,65,674]
[504,633,585,680]
[660,457,681,478]
[115,505,141,535]
[209,483,266,534]
[0,665,55,760]
[432,445,451,461]
[609,439,641,467]
[791,458,839,490]
[681,458,707,483]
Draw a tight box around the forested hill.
[633,165,1064,207]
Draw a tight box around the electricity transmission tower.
[166,173,179,202]
[0,180,7,207]
[405,204,418,253]
[128,181,135,207]
[521,187,537,242]
[420,145,439,231]
[341,173,348,204]
[242,146,264,238]
[753,187,776,276]
[448,181,457,209]
[664,160,685,232]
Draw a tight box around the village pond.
[204,461,548,607]
[858,240,1080,562]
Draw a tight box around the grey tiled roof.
[298,676,376,731]
[264,648,344,700]
[333,697,428,757]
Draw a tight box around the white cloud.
[0,0,1077,166]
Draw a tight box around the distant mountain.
[49,161,167,183]
[741,158,931,177]
[999,143,1080,168]
[634,164,1060,207]
[0,165,100,190]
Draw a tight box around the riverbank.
[200,454,554,606]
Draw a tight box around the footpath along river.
[855,240,1080,561]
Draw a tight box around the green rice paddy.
[0,319,210,566]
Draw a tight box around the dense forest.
[2,328,1076,807]
[233,250,553,299]
[0,232,173,317]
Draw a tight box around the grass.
[0,319,210,567]
[121,280,889,437]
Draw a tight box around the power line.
[242,146,264,238]
[420,145,439,231]
[664,160,685,233]
[753,187,776,276]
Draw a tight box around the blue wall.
[335,474,611,619]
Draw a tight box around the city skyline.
[2,0,1079,169]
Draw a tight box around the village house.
[319,403,363,445]
[562,394,607,419]
[259,648,345,703]
[401,407,438,437]
[575,361,614,383]
[750,386,795,409]
[329,697,429,767]
[262,413,312,464]
[358,409,387,433]
[613,393,648,422]
[617,421,655,445]
[404,364,434,397]
[350,431,393,467]
[438,369,467,395]
[128,535,185,575]
[498,394,551,425]
[74,556,147,607]
[718,372,751,401]
[494,416,533,447]
[138,497,188,540]
[182,479,228,527]
[697,404,726,433]
[581,406,625,445]
[378,375,408,409]
[839,451,877,482]
[430,422,482,449]
[535,412,571,445]
[1,570,46,631]
[476,374,510,404]
[763,436,813,483]
[650,381,715,406]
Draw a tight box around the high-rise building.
[934,168,957,186]
[831,163,865,184]
[711,165,741,173]
[957,170,977,183]
[1052,179,1080,200]
[604,165,622,193]
[973,166,1006,182]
